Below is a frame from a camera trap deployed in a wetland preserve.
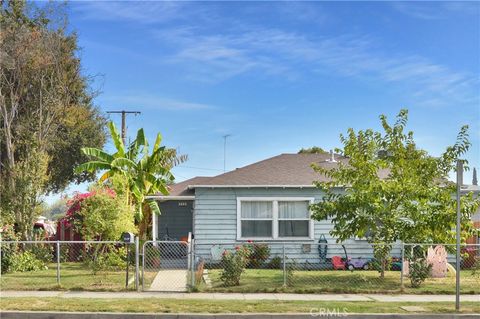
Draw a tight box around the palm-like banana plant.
[75,122,187,236]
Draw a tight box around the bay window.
[237,197,314,240]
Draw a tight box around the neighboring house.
[151,153,479,263]
[462,184,480,245]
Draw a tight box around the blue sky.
[47,1,480,202]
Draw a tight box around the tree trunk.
[138,203,152,241]
[380,258,386,279]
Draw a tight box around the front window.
[240,201,273,238]
[278,201,310,237]
[237,198,313,239]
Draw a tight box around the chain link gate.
[141,240,193,292]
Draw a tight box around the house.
[152,153,400,263]
[151,153,479,263]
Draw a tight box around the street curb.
[1,311,479,319]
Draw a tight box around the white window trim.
[236,197,315,241]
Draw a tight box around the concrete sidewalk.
[1,291,479,302]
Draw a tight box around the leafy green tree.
[75,122,187,239]
[0,1,106,239]
[298,146,326,154]
[310,109,479,278]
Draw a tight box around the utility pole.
[106,110,141,145]
[455,159,463,312]
[223,134,231,172]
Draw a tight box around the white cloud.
[391,2,480,20]
[73,2,479,108]
[154,27,479,107]
[72,1,187,24]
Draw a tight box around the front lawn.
[1,297,479,314]
[0,262,155,291]
[201,269,479,294]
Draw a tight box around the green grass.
[2,263,478,294]
[1,297,479,314]
[201,269,480,294]
[0,263,156,292]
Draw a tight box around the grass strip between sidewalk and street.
[1,297,479,314]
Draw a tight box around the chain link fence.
[191,242,480,294]
[1,240,479,295]
[142,240,191,292]
[1,240,138,291]
[402,243,480,294]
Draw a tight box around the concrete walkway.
[148,269,188,292]
[1,291,479,302]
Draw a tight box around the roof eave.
[145,195,195,201]
[187,184,331,189]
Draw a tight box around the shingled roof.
[161,153,394,197]
[166,176,211,196]
[189,153,349,187]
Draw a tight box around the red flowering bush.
[219,246,251,286]
[60,188,116,230]
[244,242,270,268]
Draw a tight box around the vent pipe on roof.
[328,150,337,163]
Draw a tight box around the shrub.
[245,243,270,268]
[85,245,127,274]
[409,258,432,288]
[471,256,480,278]
[31,244,54,263]
[219,246,251,286]
[63,187,136,241]
[59,245,71,262]
[267,256,282,269]
[9,251,47,272]
[0,225,18,273]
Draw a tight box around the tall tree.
[0,1,106,239]
[310,110,479,277]
[76,122,187,239]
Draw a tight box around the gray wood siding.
[193,187,402,262]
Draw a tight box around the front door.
[157,200,193,241]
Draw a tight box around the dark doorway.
[157,200,193,241]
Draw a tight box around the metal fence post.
[56,241,60,285]
[400,242,405,292]
[282,244,286,287]
[190,239,195,289]
[135,237,140,292]
[142,241,146,291]
[0,238,3,277]
[455,160,462,311]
